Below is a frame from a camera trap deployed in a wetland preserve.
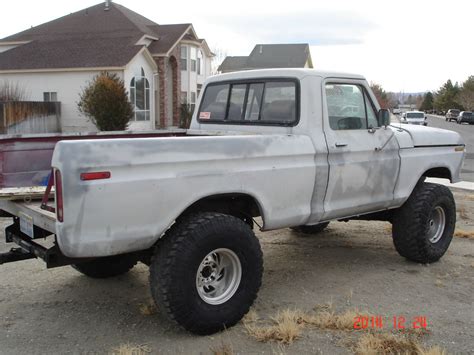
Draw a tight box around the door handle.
[335,142,348,147]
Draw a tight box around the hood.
[390,124,464,148]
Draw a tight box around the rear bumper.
[0,200,56,234]
[0,218,94,268]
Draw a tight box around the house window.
[190,47,197,72]
[197,50,203,75]
[130,68,150,121]
[181,91,188,104]
[180,46,187,71]
[43,92,57,101]
[191,91,196,111]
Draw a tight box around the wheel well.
[422,167,452,181]
[180,193,263,224]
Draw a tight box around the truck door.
[322,80,400,220]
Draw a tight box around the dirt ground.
[1,189,473,354]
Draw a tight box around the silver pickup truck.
[0,69,465,335]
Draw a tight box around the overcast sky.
[1,0,472,92]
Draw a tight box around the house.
[0,1,213,132]
[218,44,313,73]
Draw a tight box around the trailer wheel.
[290,222,330,235]
[72,255,136,278]
[392,182,455,263]
[149,212,263,335]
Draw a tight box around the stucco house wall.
[123,50,157,131]
[0,70,122,132]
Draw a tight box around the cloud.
[203,11,377,46]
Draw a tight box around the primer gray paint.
[45,68,464,258]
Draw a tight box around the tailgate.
[0,199,56,234]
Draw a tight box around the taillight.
[80,171,111,181]
[55,169,64,222]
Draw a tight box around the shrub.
[180,103,194,128]
[78,72,133,131]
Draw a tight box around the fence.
[0,101,61,134]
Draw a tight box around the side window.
[244,83,264,120]
[364,92,378,128]
[325,83,367,130]
[227,84,246,120]
[261,82,296,122]
[199,84,229,120]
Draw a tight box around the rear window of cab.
[197,79,299,126]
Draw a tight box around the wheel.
[149,212,263,335]
[72,254,137,278]
[291,222,330,235]
[392,182,455,263]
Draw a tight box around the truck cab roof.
[208,68,366,83]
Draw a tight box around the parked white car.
[0,69,465,335]
[401,111,428,126]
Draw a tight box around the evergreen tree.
[419,92,434,111]
[434,79,463,111]
[78,72,133,131]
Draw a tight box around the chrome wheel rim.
[428,206,446,244]
[196,248,242,305]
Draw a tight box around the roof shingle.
[218,44,312,73]
[0,2,192,70]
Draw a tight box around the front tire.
[291,222,330,235]
[72,255,137,278]
[149,212,263,335]
[392,182,455,263]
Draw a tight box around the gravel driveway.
[1,189,473,354]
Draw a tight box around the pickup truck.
[0,69,465,335]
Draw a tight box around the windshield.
[450,110,460,114]
[462,112,473,118]
[406,112,424,118]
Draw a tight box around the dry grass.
[354,332,446,355]
[242,309,259,323]
[454,229,474,239]
[303,309,366,330]
[435,279,445,288]
[138,300,157,316]
[110,343,151,355]
[244,309,304,344]
[457,206,469,220]
[244,307,443,354]
[210,340,234,355]
[244,307,369,344]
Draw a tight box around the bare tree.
[210,47,228,75]
[0,80,28,101]
[456,76,474,111]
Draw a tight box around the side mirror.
[378,108,391,126]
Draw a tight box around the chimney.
[104,0,111,11]
[259,45,263,54]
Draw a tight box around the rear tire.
[290,222,330,235]
[392,182,455,263]
[149,212,263,335]
[72,255,137,278]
